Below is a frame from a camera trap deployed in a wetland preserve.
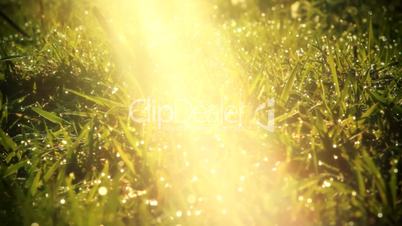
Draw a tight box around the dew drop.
[98,186,108,196]
[176,210,183,218]
[149,199,158,207]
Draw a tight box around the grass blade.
[32,107,64,124]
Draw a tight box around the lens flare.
[95,0,288,225]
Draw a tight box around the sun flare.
[95,0,282,225]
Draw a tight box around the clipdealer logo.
[128,97,275,131]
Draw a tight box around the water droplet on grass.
[98,186,108,196]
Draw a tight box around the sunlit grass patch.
[1,0,402,225]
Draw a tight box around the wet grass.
[1,0,402,225]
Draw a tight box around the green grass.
[1,0,402,225]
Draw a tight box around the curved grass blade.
[32,107,64,124]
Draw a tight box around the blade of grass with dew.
[3,160,26,178]
[32,106,65,124]
[30,170,42,196]
[0,128,17,152]
[279,62,301,104]
[66,89,123,108]
[327,51,340,98]
[119,119,142,157]
[113,141,136,175]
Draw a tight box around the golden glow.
[96,0,287,225]
[97,0,242,101]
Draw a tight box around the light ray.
[95,0,283,225]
